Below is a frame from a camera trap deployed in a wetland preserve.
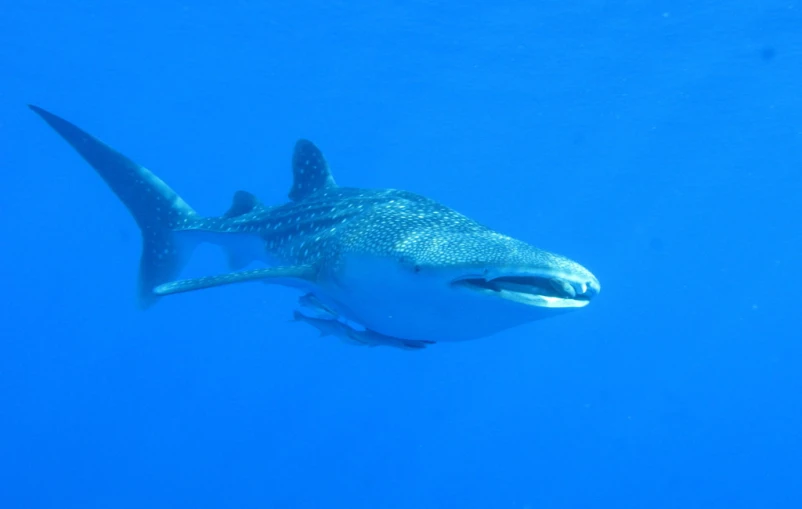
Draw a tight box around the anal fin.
[227,252,252,271]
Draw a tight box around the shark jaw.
[452,271,600,309]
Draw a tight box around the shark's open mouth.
[453,275,596,308]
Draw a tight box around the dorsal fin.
[223,190,262,218]
[288,139,336,201]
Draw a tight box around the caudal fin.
[29,105,198,308]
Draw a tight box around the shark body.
[30,105,600,346]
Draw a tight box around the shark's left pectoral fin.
[356,331,436,350]
[153,265,316,297]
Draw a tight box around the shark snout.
[550,275,600,300]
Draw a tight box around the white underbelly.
[317,258,541,342]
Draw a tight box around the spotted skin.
[288,139,336,201]
[30,104,601,344]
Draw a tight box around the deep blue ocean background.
[2,1,801,507]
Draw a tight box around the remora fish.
[292,308,435,350]
[29,105,601,345]
[293,292,435,349]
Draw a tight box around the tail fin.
[29,105,197,308]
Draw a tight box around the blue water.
[2,1,801,507]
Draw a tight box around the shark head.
[404,229,600,309]
[316,189,601,342]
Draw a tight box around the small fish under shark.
[29,105,601,350]
[293,293,435,350]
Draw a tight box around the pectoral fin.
[153,265,316,297]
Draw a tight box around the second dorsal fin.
[288,139,336,201]
[223,190,262,218]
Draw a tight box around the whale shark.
[29,105,600,347]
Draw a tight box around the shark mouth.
[453,275,597,308]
